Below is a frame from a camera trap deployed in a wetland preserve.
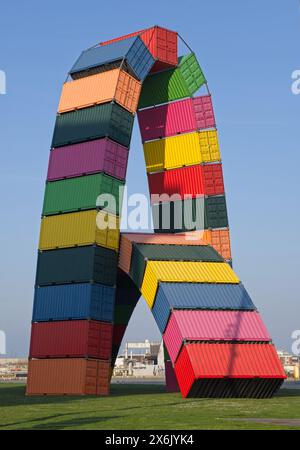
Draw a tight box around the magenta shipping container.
[137,95,216,142]
[47,138,129,181]
[165,360,180,392]
[163,310,271,363]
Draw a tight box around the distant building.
[277,350,300,378]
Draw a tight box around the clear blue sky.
[0,0,299,357]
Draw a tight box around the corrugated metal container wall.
[39,210,120,251]
[178,54,206,95]
[201,164,224,196]
[152,282,256,333]
[30,320,113,359]
[198,130,221,162]
[27,359,110,396]
[99,26,178,71]
[141,261,240,308]
[51,103,134,149]
[43,173,124,216]
[137,95,215,142]
[118,232,206,274]
[204,229,232,260]
[32,283,115,322]
[164,310,271,363]
[205,195,228,229]
[138,98,196,142]
[174,343,286,398]
[148,165,204,200]
[47,138,129,182]
[35,246,118,286]
[138,53,205,108]
[193,95,216,130]
[134,243,222,262]
[143,26,177,70]
[143,131,221,173]
[165,360,180,392]
[152,197,205,234]
[70,36,155,81]
[58,69,141,114]
[129,243,223,289]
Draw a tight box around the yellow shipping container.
[39,210,120,251]
[58,69,141,114]
[143,130,221,173]
[140,261,240,308]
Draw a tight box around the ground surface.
[0,383,300,430]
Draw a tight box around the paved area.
[228,418,300,427]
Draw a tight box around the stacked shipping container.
[28,26,285,398]
[27,34,156,396]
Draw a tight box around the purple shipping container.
[165,361,180,393]
[164,310,271,363]
[137,95,215,142]
[47,138,129,181]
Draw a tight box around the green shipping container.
[138,53,206,108]
[130,243,224,288]
[42,173,124,216]
[152,197,205,233]
[51,103,134,148]
[204,195,229,229]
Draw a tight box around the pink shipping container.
[137,95,215,142]
[163,310,271,363]
[165,360,180,392]
[47,138,129,182]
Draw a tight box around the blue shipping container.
[32,283,115,323]
[152,282,256,333]
[70,36,155,81]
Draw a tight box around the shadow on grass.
[0,383,170,408]
[0,411,121,430]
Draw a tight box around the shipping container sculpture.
[27,26,286,398]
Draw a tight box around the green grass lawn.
[0,383,300,430]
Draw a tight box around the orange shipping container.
[27,358,110,396]
[204,229,232,260]
[118,232,207,273]
[58,69,141,114]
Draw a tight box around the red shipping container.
[165,360,180,392]
[148,163,231,200]
[47,138,129,182]
[29,320,113,360]
[137,96,215,142]
[174,343,286,398]
[100,26,178,72]
[201,163,224,196]
[27,358,110,396]
[148,165,207,202]
[164,310,271,363]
